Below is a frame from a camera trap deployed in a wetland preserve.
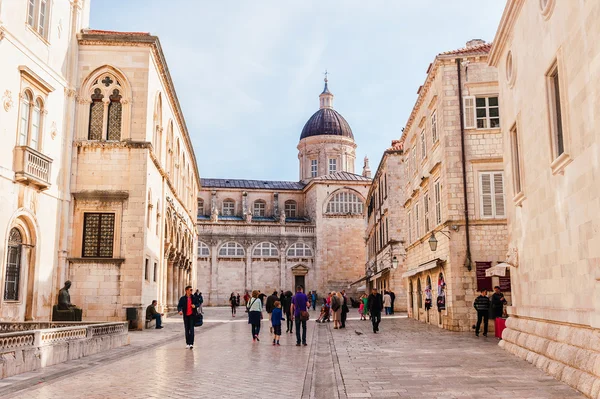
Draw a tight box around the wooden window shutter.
[493,173,505,217]
[463,96,476,129]
[480,173,493,218]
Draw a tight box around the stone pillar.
[173,261,180,304]
[167,260,174,308]
[245,240,252,292]
[242,192,248,216]
[273,192,279,217]
[210,240,218,305]
[279,241,286,290]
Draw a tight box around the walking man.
[340,290,349,329]
[291,285,310,346]
[178,285,199,349]
[266,290,279,334]
[474,289,491,337]
[389,290,396,314]
[368,288,383,333]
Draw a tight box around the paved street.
[3,308,584,399]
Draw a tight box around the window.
[326,191,364,215]
[411,146,417,175]
[198,242,210,257]
[155,201,160,236]
[26,0,50,39]
[431,111,438,143]
[222,200,235,216]
[547,64,565,158]
[82,213,115,258]
[253,200,266,217]
[328,158,337,174]
[420,130,426,159]
[407,210,412,243]
[311,159,318,178]
[218,242,245,257]
[434,180,442,225]
[153,262,157,282]
[18,91,44,150]
[87,74,123,141]
[415,203,420,239]
[424,193,430,232]
[253,242,279,257]
[144,258,149,281]
[479,172,505,218]
[287,243,313,258]
[198,199,204,217]
[284,200,297,218]
[4,228,23,301]
[510,124,523,194]
[464,96,500,129]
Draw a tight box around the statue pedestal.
[52,305,82,321]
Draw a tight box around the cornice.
[489,0,525,66]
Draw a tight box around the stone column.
[245,240,252,291]
[278,241,286,290]
[210,239,218,305]
[242,192,248,216]
[273,192,279,218]
[167,260,174,308]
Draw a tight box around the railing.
[198,224,315,237]
[0,322,86,333]
[0,331,35,351]
[13,145,52,190]
[40,327,87,345]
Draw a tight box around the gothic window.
[218,242,245,257]
[222,199,235,216]
[287,243,312,258]
[88,88,104,140]
[198,242,210,257]
[4,228,23,301]
[27,0,50,39]
[87,73,124,141]
[326,191,364,215]
[82,213,115,258]
[198,199,204,217]
[107,90,122,140]
[252,242,279,258]
[284,200,297,218]
[18,91,44,150]
[253,200,266,217]
[166,121,174,177]
[19,91,31,146]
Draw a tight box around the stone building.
[489,0,600,396]
[363,141,407,310]
[0,0,199,327]
[399,40,509,331]
[197,79,370,305]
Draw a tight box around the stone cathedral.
[197,79,372,305]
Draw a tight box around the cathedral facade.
[197,81,371,305]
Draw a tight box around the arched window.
[166,121,174,177]
[284,200,297,218]
[326,191,364,215]
[18,91,44,150]
[287,243,313,258]
[18,91,32,146]
[153,93,162,160]
[107,89,122,140]
[253,200,266,217]
[222,199,235,216]
[198,199,204,217]
[4,228,23,301]
[30,99,42,150]
[87,73,124,141]
[417,278,422,308]
[218,242,245,257]
[146,191,152,229]
[155,201,160,236]
[88,88,104,140]
[198,241,210,257]
[253,242,278,257]
[175,139,181,191]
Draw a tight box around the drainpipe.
[456,58,472,272]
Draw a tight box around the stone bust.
[58,280,77,310]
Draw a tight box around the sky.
[90,0,507,181]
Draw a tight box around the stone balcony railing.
[198,223,315,237]
[13,145,52,190]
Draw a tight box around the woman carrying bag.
[247,290,263,342]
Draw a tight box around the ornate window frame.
[252,242,279,258]
[286,243,313,258]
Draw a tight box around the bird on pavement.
[355,330,363,336]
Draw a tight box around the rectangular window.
[82,213,115,258]
[431,111,438,143]
[510,124,522,194]
[153,262,158,282]
[479,172,505,218]
[475,97,500,129]
[198,200,204,217]
[434,180,441,225]
[547,65,565,157]
[411,146,416,175]
[420,130,426,159]
[407,210,412,243]
[424,193,430,232]
[26,0,50,39]
[328,158,337,174]
[222,201,234,216]
[311,159,318,177]
[384,174,387,198]
[144,258,149,281]
[253,202,266,217]
[415,203,420,239]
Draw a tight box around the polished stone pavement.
[2,307,584,399]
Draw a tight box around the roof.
[83,29,150,36]
[200,178,305,191]
[312,171,372,182]
[300,108,354,140]
[438,42,492,57]
[387,139,403,151]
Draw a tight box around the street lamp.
[428,233,438,252]
[391,255,398,269]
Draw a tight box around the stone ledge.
[67,258,126,265]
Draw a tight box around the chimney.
[466,39,485,48]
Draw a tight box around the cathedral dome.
[300,108,354,140]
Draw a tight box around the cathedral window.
[253,200,266,217]
[326,191,364,215]
[222,200,235,216]
[218,242,245,257]
[284,200,297,218]
[311,159,318,177]
[87,73,124,141]
[4,228,23,301]
[82,213,115,258]
[253,242,279,258]
[328,158,337,174]
[287,243,313,258]
[198,242,210,257]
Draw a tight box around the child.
[271,301,285,345]
[359,301,365,320]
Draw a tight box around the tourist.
[340,290,349,329]
[331,292,342,329]
[243,291,250,306]
[258,290,267,304]
[474,289,491,337]
[145,300,164,329]
[271,301,285,346]
[311,291,317,311]
[178,285,200,349]
[282,291,293,334]
[266,290,279,334]
[383,291,392,315]
[197,292,204,314]
[389,290,396,314]
[490,286,507,319]
[367,288,383,333]
[229,292,237,317]
[236,292,241,308]
[291,285,310,346]
[247,290,263,342]
[360,293,368,320]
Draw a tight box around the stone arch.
[251,241,279,258]
[322,187,366,215]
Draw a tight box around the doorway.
[294,275,305,291]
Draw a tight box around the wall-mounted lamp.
[428,231,451,252]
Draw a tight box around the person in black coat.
[178,285,200,348]
[490,286,507,319]
[367,288,384,333]
[340,290,349,329]
[473,289,491,337]
[389,290,396,314]
[282,291,293,333]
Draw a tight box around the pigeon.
[355,330,363,336]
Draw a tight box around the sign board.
[476,261,493,292]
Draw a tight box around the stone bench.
[145,319,156,329]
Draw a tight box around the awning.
[349,275,369,287]
[356,285,367,292]
[402,258,444,278]
[369,267,391,282]
[485,262,510,277]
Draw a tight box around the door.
[294,275,305,291]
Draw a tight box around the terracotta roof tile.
[438,42,492,56]
[387,140,403,151]
[83,29,150,36]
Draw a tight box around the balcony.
[197,223,315,237]
[13,146,52,190]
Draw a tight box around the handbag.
[300,310,310,321]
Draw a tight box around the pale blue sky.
[90,0,506,181]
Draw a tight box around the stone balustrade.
[12,145,52,190]
[198,223,315,237]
